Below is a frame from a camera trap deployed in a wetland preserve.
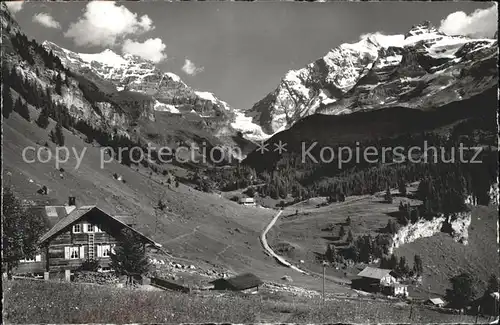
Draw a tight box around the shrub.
[78,259,100,272]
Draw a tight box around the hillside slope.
[2,105,344,291]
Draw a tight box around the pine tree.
[387,254,398,270]
[36,106,50,129]
[325,244,337,263]
[2,187,48,278]
[346,216,352,226]
[445,272,477,308]
[110,229,150,286]
[2,85,13,118]
[14,98,30,121]
[50,122,65,146]
[485,274,499,294]
[397,256,410,276]
[385,187,393,203]
[55,73,62,95]
[413,254,423,276]
[398,178,407,196]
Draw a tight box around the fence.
[150,276,191,293]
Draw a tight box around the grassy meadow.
[3,279,492,324]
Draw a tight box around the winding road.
[260,210,309,275]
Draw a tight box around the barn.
[425,298,446,307]
[351,267,400,293]
[210,273,263,291]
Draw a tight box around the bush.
[79,259,100,272]
[73,271,119,285]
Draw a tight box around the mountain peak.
[405,21,444,39]
[248,24,497,134]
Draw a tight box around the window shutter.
[97,245,101,258]
[64,247,70,259]
[35,254,41,262]
[111,245,116,254]
[79,246,85,259]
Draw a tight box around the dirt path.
[260,210,309,274]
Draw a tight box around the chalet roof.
[211,273,262,290]
[114,215,136,225]
[38,206,161,248]
[357,267,394,280]
[428,298,445,305]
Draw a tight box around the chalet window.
[84,223,94,233]
[72,224,82,233]
[94,224,103,233]
[65,246,84,259]
[20,254,41,263]
[97,244,111,257]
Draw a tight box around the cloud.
[5,1,23,14]
[439,4,498,38]
[182,59,204,76]
[64,1,154,47]
[121,38,167,63]
[33,13,61,29]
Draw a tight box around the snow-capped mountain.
[43,41,268,141]
[248,21,498,134]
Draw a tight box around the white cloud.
[182,59,204,76]
[64,1,154,47]
[121,38,167,63]
[33,13,61,29]
[5,1,23,14]
[439,4,498,38]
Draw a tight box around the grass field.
[269,188,499,298]
[3,279,491,324]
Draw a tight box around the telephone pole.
[322,261,327,303]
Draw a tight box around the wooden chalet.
[351,267,407,297]
[210,273,263,291]
[15,197,161,276]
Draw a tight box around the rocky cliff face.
[389,211,472,254]
[43,42,268,141]
[248,22,498,134]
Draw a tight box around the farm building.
[351,267,407,297]
[14,197,161,276]
[210,273,262,291]
[238,197,256,206]
[351,267,398,292]
[425,298,446,307]
[381,283,409,298]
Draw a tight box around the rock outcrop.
[389,211,472,254]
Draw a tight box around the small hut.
[425,298,445,307]
[210,273,262,291]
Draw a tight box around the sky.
[6,1,498,111]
